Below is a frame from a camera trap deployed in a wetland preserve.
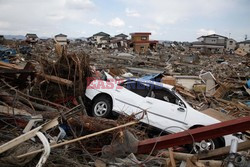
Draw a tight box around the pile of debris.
[0,43,249,167]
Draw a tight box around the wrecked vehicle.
[85,77,241,152]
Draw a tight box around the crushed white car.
[85,77,241,152]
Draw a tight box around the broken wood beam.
[0,91,34,113]
[162,151,222,167]
[0,126,42,154]
[0,105,31,116]
[168,148,176,167]
[1,79,69,110]
[0,69,36,74]
[0,61,22,70]
[19,98,57,112]
[37,73,73,87]
[138,153,222,167]
[68,115,118,132]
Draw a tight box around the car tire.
[92,96,112,118]
[187,137,223,153]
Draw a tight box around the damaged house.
[226,38,237,53]
[130,32,158,54]
[109,33,129,49]
[88,32,110,44]
[237,40,250,54]
[114,33,128,40]
[25,33,39,44]
[54,33,68,46]
[191,34,230,54]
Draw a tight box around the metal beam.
[137,116,250,154]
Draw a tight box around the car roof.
[127,78,174,90]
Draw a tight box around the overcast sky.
[0,0,249,41]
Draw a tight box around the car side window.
[151,88,179,105]
[122,81,149,97]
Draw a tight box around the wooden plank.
[0,61,22,69]
[37,73,73,86]
[160,152,222,167]
[0,117,59,154]
[168,148,176,167]
[0,105,32,116]
[17,62,35,82]
[0,69,35,74]
[0,126,42,154]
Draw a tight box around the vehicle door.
[141,86,188,133]
[112,80,150,116]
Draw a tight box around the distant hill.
[68,37,87,41]
[4,35,25,40]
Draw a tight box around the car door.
[112,80,149,116]
[140,86,188,133]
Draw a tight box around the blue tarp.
[0,45,16,59]
[247,79,250,88]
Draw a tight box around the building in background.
[54,33,68,46]
[130,32,158,54]
[226,38,237,53]
[25,33,39,44]
[88,32,110,44]
[237,40,250,53]
[114,33,128,40]
[191,34,228,54]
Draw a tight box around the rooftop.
[25,33,38,38]
[93,32,110,37]
[130,32,152,36]
[197,34,228,39]
[115,33,128,38]
[238,40,250,44]
[55,33,67,37]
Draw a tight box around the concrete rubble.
[0,34,249,167]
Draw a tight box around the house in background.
[110,38,128,50]
[109,33,129,50]
[99,36,110,44]
[25,33,39,44]
[226,38,237,52]
[130,32,158,54]
[237,40,250,53]
[191,34,228,54]
[114,33,128,40]
[54,33,67,45]
[88,32,110,44]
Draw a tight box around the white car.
[85,77,240,152]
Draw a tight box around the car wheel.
[92,97,111,118]
[187,138,222,153]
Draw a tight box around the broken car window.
[151,87,181,106]
[122,81,149,97]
